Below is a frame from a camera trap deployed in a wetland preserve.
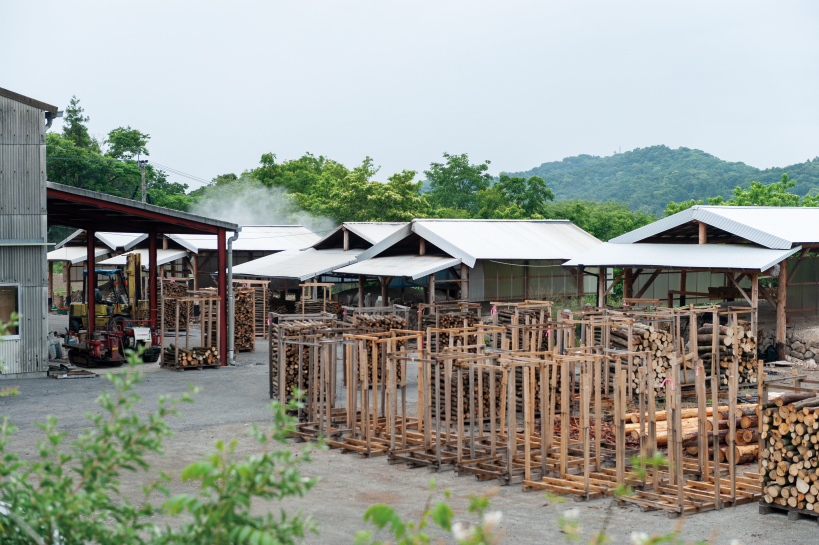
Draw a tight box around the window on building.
[0,285,20,337]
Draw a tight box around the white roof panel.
[97,249,188,267]
[564,242,801,272]
[610,205,819,249]
[55,230,146,251]
[47,246,110,264]
[410,219,601,267]
[168,225,321,253]
[334,255,462,280]
[345,222,409,244]
[233,248,364,281]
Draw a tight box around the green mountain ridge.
[505,145,819,215]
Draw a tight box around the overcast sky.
[5,1,819,190]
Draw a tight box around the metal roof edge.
[166,234,200,253]
[411,221,477,267]
[0,87,59,113]
[46,182,239,231]
[410,257,463,280]
[608,209,694,244]
[355,223,414,261]
[693,208,793,250]
[311,225,344,248]
[345,222,409,244]
[763,245,803,272]
[54,229,84,250]
[122,233,149,251]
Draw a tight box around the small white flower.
[630,531,650,545]
[482,511,502,532]
[563,508,580,521]
[452,522,470,542]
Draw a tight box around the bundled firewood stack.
[353,314,408,386]
[160,279,190,328]
[269,321,330,400]
[266,291,296,314]
[626,404,759,459]
[432,364,504,420]
[163,344,219,367]
[422,312,481,351]
[761,393,819,509]
[697,321,758,385]
[610,322,674,395]
[494,307,552,351]
[299,299,343,316]
[234,288,255,352]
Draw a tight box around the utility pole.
[138,158,148,202]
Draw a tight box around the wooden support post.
[698,221,707,244]
[577,267,584,307]
[679,271,687,306]
[460,263,469,301]
[624,267,633,300]
[86,230,96,333]
[65,261,71,303]
[48,260,54,307]
[342,227,349,251]
[381,276,391,307]
[358,275,364,309]
[598,267,607,307]
[429,273,435,304]
[776,260,787,360]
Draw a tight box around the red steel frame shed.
[46,182,238,365]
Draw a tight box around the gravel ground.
[1,315,814,543]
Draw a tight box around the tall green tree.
[424,153,493,214]
[105,126,150,160]
[61,96,97,151]
[542,199,655,241]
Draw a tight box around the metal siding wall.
[469,260,484,302]
[0,95,48,378]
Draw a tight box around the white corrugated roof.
[334,255,462,280]
[55,230,147,251]
[47,246,110,264]
[564,242,802,272]
[97,249,189,267]
[168,225,321,253]
[311,222,408,249]
[233,248,364,281]
[610,206,819,249]
[350,219,598,267]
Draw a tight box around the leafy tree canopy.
[105,126,150,160]
[664,174,818,216]
[424,153,493,214]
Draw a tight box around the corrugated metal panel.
[0,339,21,375]
[469,260,484,301]
[233,248,364,281]
[564,243,801,272]
[169,225,320,253]
[345,222,409,244]
[334,255,462,280]
[350,224,414,263]
[47,246,110,264]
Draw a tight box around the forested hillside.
[506,146,819,215]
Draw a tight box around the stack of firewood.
[610,323,673,395]
[299,299,343,317]
[234,288,255,352]
[353,314,408,386]
[432,364,504,420]
[269,320,334,400]
[354,314,407,330]
[625,404,759,460]
[761,393,819,509]
[422,312,481,350]
[697,321,758,385]
[160,279,190,328]
[494,307,552,351]
[163,344,218,367]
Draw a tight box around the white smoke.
[191,177,338,236]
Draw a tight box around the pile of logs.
[761,393,819,509]
[160,279,189,328]
[494,307,551,351]
[625,404,759,461]
[423,312,481,350]
[163,345,219,367]
[269,320,333,400]
[432,364,504,420]
[610,322,673,395]
[697,321,758,385]
[354,314,407,330]
[234,288,255,352]
[300,299,343,317]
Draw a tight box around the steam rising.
[191,177,338,236]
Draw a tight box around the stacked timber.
[160,279,189,328]
[299,299,343,317]
[357,314,408,386]
[697,321,758,385]
[432,363,504,420]
[625,404,759,459]
[610,323,674,395]
[494,307,552,351]
[761,393,819,509]
[163,344,219,368]
[269,320,333,399]
[266,292,296,314]
[422,312,481,351]
[234,288,255,352]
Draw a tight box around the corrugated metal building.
[0,88,60,379]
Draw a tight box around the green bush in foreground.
[0,348,319,545]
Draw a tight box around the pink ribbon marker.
[660,378,673,390]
